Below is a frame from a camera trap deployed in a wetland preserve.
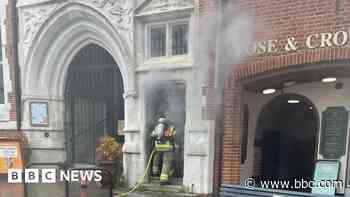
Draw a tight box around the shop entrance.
[65,44,124,164]
[256,94,318,192]
[145,81,186,183]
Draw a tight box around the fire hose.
[115,149,155,197]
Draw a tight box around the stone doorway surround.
[17,0,215,194]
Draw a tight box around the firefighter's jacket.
[152,124,176,152]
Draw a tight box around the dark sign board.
[320,107,349,159]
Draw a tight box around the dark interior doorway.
[145,81,186,183]
[255,94,318,192]
[65,44,124,164]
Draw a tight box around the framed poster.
[30,102,49,127]
[0,138,23,174]
[117,120,125,135]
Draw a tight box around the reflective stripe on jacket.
[154,125,176,152]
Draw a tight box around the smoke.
[142,2,255,129]
[142,71,186,128]
[197,2,255,96]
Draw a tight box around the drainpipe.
[11,0,21,130]
[212,0,224,195]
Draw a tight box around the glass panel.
[150,27,166,57]
[172,24,188,55]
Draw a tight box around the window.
[150,27,166,57]
[147,22,189,59]
[172,24,188,55]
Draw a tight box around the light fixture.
[288,99,300,104]
[322,77,337,83]
[262,88,276,95]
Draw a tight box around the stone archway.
[19,3,141,183]
[22,3,133,97]
[65,43,125,164]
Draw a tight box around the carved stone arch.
[22,2,135,98]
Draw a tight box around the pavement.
[113,191,199,197]
[114,183,199,197]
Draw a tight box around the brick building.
[1,0,350,196]
[216,0,350,196]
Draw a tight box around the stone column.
[122,91,144,185]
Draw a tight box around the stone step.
[114,182,199,197]
[120,191,199,197]
[142,183,186,193]
[148,176,183,185]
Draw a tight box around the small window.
[150,27,166,57]
[172,24,188,55]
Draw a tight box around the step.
[149,176,183,185]
[129,191,199,197]
[142,183,186,193]
[114,191,199,197]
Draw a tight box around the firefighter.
[151,116,176,185]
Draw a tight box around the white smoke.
[197,2,255,97]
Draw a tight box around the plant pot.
[98,160,119,188]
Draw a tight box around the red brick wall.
[220,0,350,186]
[198,0,221,194]
[234,0,350,79]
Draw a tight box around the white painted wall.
[242,77,350,194]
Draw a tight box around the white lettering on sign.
[0,146,17,158]
[250,29,350,55]
[306,33,319,49]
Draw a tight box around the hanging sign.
[320,107,349,160]
[30,102,49,127]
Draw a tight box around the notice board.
[312,160,340,195]
[320,107,349,159]
[0,138,24,174]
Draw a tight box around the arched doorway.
[65,44,124,164]
[255,93,318,192]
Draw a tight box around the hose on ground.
[115,150,155,197]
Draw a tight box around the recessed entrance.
[145,81,186,183]
[65,44,124,164]
[255,94,318,192]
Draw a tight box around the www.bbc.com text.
[243,178,343,190]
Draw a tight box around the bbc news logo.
[8,169,103,183]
